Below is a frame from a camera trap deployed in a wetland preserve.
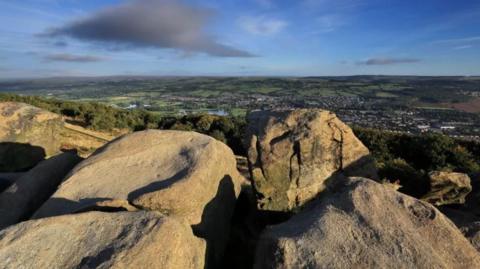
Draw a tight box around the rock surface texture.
[246,109,377,211]
[459,222,480,252]
[33,130,243,266]
[0,211,205,269]
[0,102,63,156]
[254,177,480,269]
[422,171,472,206]
[0,152,82,229]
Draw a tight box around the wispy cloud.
[453,45,473,50]
[357,57,421,65]
[431,36,480,51]
[44,53,105,62]
[0,1,66,20]
[238,16,288,36]
[432,36,480,45]
[303,0,366,11]
[39,0,254,57]
[314,14,347,33]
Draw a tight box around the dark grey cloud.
[41,0,254,57]
[357,57,421,65]
[44,53,104,63]
[53,41,68,47]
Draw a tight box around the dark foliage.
[353,126,480,197]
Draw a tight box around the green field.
[1,76,479,116]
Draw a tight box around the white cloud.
[432,36,480,45]
[238,16,288,36]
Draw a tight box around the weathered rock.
[0,102,64,171]
[0,152,82,229]
[0,102,64,155]
[236,155,250,180]
[33,130,243,266]
[254,177,480,269]
[246,109,377,211]
[422,171,472,206]
[0,211,205,269]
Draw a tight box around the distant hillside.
[1,76,479,115]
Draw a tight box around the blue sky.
[0,0,479,78]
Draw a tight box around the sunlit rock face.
[254,177,480,269]
[33,130,245,267]
[0,211,206,269]
[0,102,64,172]
[245,109,377,211]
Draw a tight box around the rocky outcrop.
[0,102,64,156]
[422,171,472,206]
[459,222,480,252]
[0,211,205,269]
[0,152,82,229]
[33,130,244,266]
[254,177,480,269]
[246,109,377,211]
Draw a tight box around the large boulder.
[0,102,64,171]
[0,152,82,229]
[0,211,205,269]
[422,171,472,206]
[254,177,480,269]
[33,130,244,266]
[246,109,377,211]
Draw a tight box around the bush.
[379,158,428,198]
[353,126,480,175]
[354,126,480,197]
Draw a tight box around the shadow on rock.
[0,142,46,172]
[127,167,190,201]
[32,197,118,219]
[191,175,237,269]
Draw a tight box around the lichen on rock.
[245,109,377,211]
